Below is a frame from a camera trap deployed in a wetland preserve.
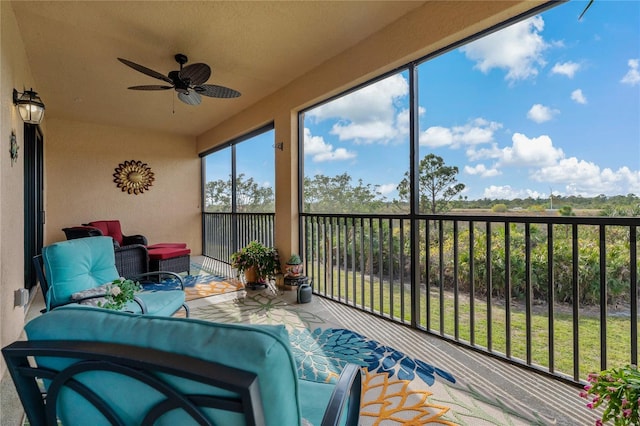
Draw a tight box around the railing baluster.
[631,226,638,366]
[328,217,333,298]
[339,217,343,301]
[378,218,383,316]
[486,221,492,351]
[439,220,445,335]
[369,217,374,312]
[360,218,366,309]
[389,219,394,320]
[353,218,358,307]
[426,219,431,331]
[505,222,511,359]
[572,223,580,382]
[400,219,406,323]
[599,224,607,371]
[453,221,459,340]
[548,224,555,373]
[469,221,475,346]
[525,223,532,365]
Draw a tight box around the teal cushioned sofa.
[3,307,361,425]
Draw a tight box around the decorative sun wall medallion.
[113,160,154,195]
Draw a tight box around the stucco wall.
[0,1,40,379]
[45,119,201,252]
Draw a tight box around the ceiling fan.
[117,53,241,105]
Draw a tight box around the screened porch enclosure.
[201,125,276,274]
[200,0,639,390]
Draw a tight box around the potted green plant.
[231,241,280,285]
[285,254,303,277]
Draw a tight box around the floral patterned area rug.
[188,292,552,425]
[141,262,244,302]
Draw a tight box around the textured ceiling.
[11,1,426,136]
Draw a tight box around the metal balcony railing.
[202,210,638,385]
[301,213,639,385]
[202,212,275,277]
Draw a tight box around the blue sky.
[207,1,639,203]
[303,0,639,201]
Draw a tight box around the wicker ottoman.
[148,247,191,275]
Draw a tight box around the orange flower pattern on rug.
[183,278,244,301]
[289,327,456,425]
[143,273,244,302]
[361,370,456,425]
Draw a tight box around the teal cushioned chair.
[3,307,362,425]
[39,236,188,317]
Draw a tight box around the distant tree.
[492,204,508,213]
[205,173,274,212]
[558,205,575,217]
[303,173,384,213]
[397,154,465,213]
[205,178,231,211]
[528,205,545,213]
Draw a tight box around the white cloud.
[420,126,453,147]
[474,131,640,197]
[571,89,587,104]
[534,158,640,196]
[551,61,580,78]
[307,74,409,143]
[420,118,502,148]
[482,185,545,200]
[466,143,503,161]
[621,58,640,86]
[527,104,559,123]
[499,133,564,167]
[460,16,548,83]
[303,128,356,163]
[464,163,501,177]
[377,183,397,195]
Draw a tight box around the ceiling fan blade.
[118,58,173,84]
[180,63,211,86]
[195,84,241,98]
[178,91,202,105]
[128,85,173,90]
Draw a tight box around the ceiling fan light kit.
[118,53,241,106]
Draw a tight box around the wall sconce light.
[13,88,45,124]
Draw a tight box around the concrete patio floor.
[1,255,599,425]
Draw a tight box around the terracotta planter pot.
[244,266,258,283]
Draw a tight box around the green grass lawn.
[309,264,635,379]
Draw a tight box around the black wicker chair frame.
[114,244,149,277]
[2,340,362,426]
[62,225,148,247]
